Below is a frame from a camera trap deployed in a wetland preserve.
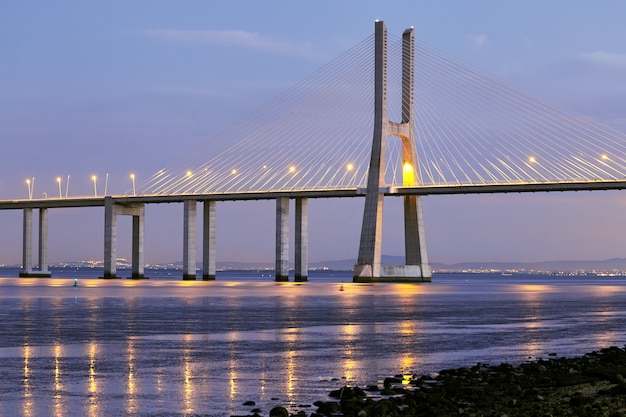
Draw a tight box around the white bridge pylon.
[354,21,430,282]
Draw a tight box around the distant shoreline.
[1,265,626,278]
[4,256,626,276]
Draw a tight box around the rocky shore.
[239,346,626,417]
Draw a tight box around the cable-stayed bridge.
[3,21,626,282]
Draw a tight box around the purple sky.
[2,1,626,266]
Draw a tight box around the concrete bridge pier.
[103,197,145,279]
[20,207,51,277]
[20,208,33,276]
[183,200,197,280]
[275,197,309,282]
[131,206,145,279]
[202,200,216,280]
[294,197,308,282]
[275,197,290,281]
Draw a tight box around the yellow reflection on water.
[585,285,625,297]
[23,344,32,417]
[342,324,357,381]
[399,320,419,372]
[88,341,98,417]
[517,285,547,358]
[592,310,618,345]
[515,284,557,296]
[182,334,195,415]
[228,332,240,401]
[126,338,137,415]
[285,347,296,397]
[395,292,423,374]
[280,328,301,399]
[53,343,64,417]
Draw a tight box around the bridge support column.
[275,197,290,281]
[103,197,146,279]
[20,208,33,276]
[202,200,216,280]
[103,197,118,278]
[183,200,197,280]
[20,208,52,277]
[131,205,145,279]
[294,198,308,281]
[38,208,49,275]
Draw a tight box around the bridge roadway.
[4,179,626,280]
[2,179,626,209]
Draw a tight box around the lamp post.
[104,173,109,196]
[92,175,97,197]
[65,175,70,198]
[25,178,32,199]
[56,177,62,198]
[130,174,136,196]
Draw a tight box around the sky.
[2,1,626,266]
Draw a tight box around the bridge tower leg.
[294,197,308,281]
[353,21,431,282]
[275,197,290,281]
[183,200,197,280]
[202,200,216,280]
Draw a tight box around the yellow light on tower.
[186,170,192,177]
[289,166,296,173]
[231,169,237,175]
[528,156,536,163]
[402,162,415,186]
[346,163,354,171]
[601,154,609,161]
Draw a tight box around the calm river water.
[1,270,626,416]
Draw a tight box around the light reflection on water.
[0,273,626,416]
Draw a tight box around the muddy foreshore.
[241,346,626,417]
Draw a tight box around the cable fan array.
[410,40,626,185]
[137,32,626,196]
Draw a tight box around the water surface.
[1,272,625,416]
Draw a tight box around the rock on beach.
[235,346,626,417]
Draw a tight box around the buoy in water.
[73,278,78,287]
[339,283,344,291]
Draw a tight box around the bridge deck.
[2,180,626,210]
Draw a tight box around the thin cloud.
[144,29,324,60]
[581,51,626,69]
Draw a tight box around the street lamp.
[25,178,32,199]
[65,175,70,198]
[130,174,136,196]
[92,175,97,197]
[104,173,109,196]
[56,177,62,198]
